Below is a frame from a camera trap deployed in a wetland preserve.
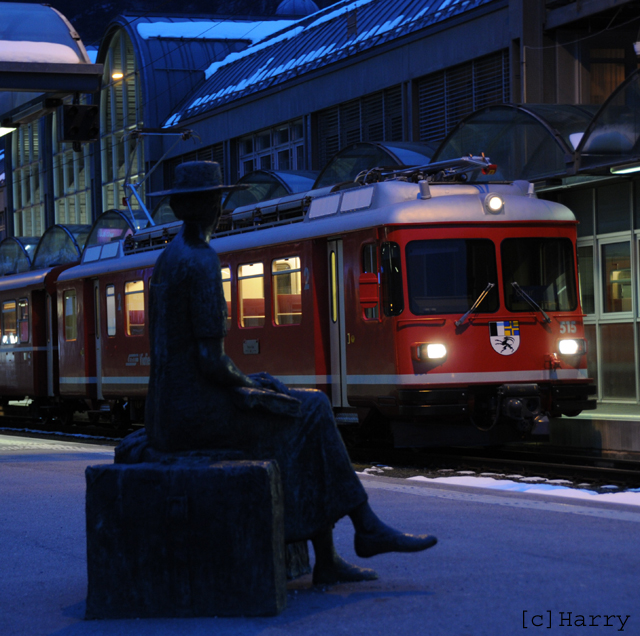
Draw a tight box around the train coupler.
[497,384,548,434]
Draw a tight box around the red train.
[0,158,596,446]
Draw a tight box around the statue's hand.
[248,372,290,395]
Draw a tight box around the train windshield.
[406,239,498,315]
[502,238,577,312]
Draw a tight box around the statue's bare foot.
[355,525,437,558]
[313,553,378,585]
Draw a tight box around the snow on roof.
[136,20,297,43]
[0,40,82,64]
[164,0,495,127]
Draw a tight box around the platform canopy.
[431,104,599,182]
[31,225,90,270]
[0,2,102,130]
[0,236,38,275]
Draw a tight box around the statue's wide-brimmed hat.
[147,161,247,197]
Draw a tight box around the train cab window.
[381,242,404,316]
[238,263,265,328]
[125,281,145,336]
[502,238,577,312]
[106,285,116,336]
[362,244,379,320]
[272,257,302,325]
[406,240,498,315]
[18,299,29,343]
[2,301,17,344]
[221,267,232,330]
[63,290,78,341]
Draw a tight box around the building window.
[238,120,305,178]
[272,256,302,325]
[100,30,144,216]
[590,49,626,105]
[11,122,44,237]
[52,102,92,226]
[124,280,145,335]
[417,50,510,144]
[602,242,631,313]
[63,290,77,341]
[316,87,402,168]
[238,262,265,328]
[106,285,116,336]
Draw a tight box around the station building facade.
[2,0,640,413]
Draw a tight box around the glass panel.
[584,324,598,389]
[362,244,379,320]
[106,285,116,336]
[381,242,404,317]
[602,242,631,313]
[577,245,595,314]
[600,323,635,399]
[238,263,265,328]
[2,301,17,344]
[18,299,29,343]
[562,188,593,237]
[125,280,145,336]
[64,290,77,341]
[406,239,498,315]
[272,257,302,325]
[596,182,630,234]
[221,267,231,329]
[502,238,577,312]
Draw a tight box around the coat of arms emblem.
[489,321,520,355]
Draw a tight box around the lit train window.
[106,285,116,336]
[125,281,145,336]
[2,301,17,344]
[362,244,379,320]
[238,263,265,328]
[221,267,232,330]
[272,257,302,325]
[63,291,77,341]
[18,299,29,343]
[330,251,338,323]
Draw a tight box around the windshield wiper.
[511,281,551,323]
[455,282,495,327]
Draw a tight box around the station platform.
[1,433,638,636]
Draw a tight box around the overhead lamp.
[610,162,640,175]
[111,72,124,80]
[0,120,18,138]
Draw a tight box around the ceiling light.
[610,162,640,175]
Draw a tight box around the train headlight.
[558,339,586,355]
[413,343,447,361]
[484,194,504,214]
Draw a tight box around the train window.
[125,281,145,336]
[502,238,577,312]
[18,299,29,343]
[238,263,265,328]
[381,242,404,316]
[63,290,77,341]
[106,285,116,336]
[272,257,302,325]
[221,267,232,330]
[362,244,379,320]
[406,240,498,315]
[2,301,17,344]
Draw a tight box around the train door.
[327,239,348,406]
[46,295,54,396]
[93,280,103,400]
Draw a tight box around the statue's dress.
[145,228,367,543]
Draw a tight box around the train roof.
[57,177,576,281]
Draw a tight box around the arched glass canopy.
[577,69,640,174]
[222,170,318,213]
[313,141,437,189]
[31,225,90,270]
[432,104,598,182]
[84,210,135,250]
[0,237,38,276]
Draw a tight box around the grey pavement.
[1,433,638,636]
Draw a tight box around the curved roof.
[163,0,495,127]
[431,104,597,182]
[85,210,135,251]
[223,169,318,212]
[577,69,640,173]
[99,15,290,129]
[31,225,90,270]
[276,0,320,16]
[0,236,38,276]
[314,141,437,189]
